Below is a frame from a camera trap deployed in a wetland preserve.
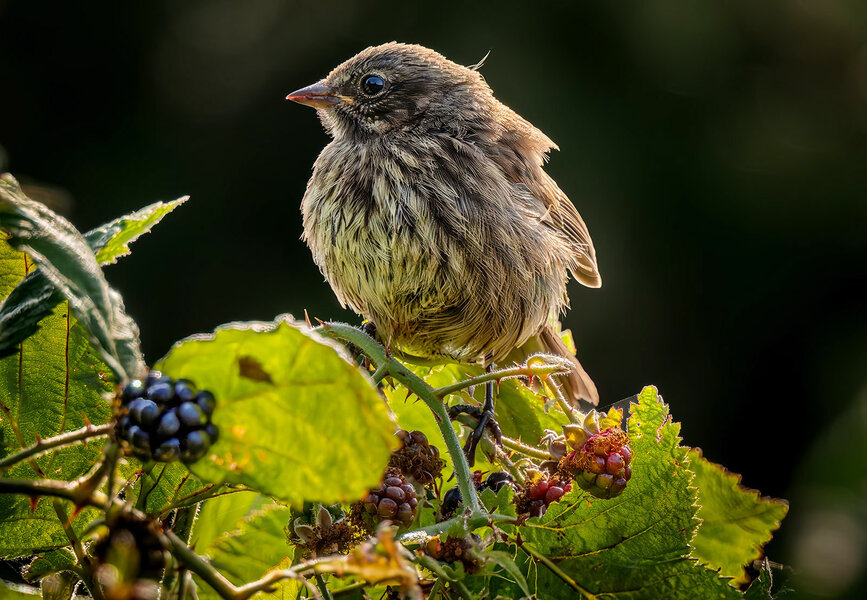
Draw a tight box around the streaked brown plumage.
[288,42,600,407]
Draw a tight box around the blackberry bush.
[116,371,219,464]
[0,178,792,600]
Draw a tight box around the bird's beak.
[286,82,340,109]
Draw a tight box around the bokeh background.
[1,1,865,597]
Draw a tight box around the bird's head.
[286,42,495,140]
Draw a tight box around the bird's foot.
[447,380,502,467]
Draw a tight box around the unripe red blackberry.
[388,429,444,485]
[516,477,572,518]
[560,427,633,500]
[361,469,418,527]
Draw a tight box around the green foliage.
[488,387,742,599]
[0,174,143,379]
[155,319,399,504]
[195,505,301,600]
[0,178,790,599]
[690,450,789,584]
[0,195,185,358]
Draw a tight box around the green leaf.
[119,459,231,517]
[0,196,185,357]
[196,505,301,600]
[690,450,789,584]
[0,174,143,379]
[155,317,399,504]
[513,386,742,599]
[22,548,75,583]
[85,197,187,265]
[484,550,531,598]
[0,236,114,558]
[23,549,77,582]
[0,497,100,560]
[193,491,270,553]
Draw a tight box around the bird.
[287,42,601,462]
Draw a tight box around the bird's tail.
[511,325,599,413]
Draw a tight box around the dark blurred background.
[1,1,865,596]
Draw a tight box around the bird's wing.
[494,125,602,288]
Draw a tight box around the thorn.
[70,505,84,521]
[34,434,42,445]
[385,343,391,359]
[83,415,92,428]
[314,317,326,326]
[404,390,413,402]
[304,309,313,328]
[29,495,39,513]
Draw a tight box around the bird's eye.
[360,74,385,96]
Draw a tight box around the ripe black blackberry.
[360,469,418,527]
[116,371,218,464]
[388,429,444,485]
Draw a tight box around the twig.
[397,511,516,543]
[52,499,105,600]
[164,530,328,600]
[317,322,481,515]
[432,362,570,399]
[315,573,334,600]
[0,478,106,508]
[0,423,113,472]
[501,436,553,461]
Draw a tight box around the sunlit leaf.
[156,317,398,504]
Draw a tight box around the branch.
[397,510,516,543]
[432,361,570,399]
[316,322,481,514]
[0,423,113,472]
[164,530,327,600]
[0,478,106,509]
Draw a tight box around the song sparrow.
[288,43,601,460]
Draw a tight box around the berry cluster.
[90,512,169,581]
[388,429,443,484]
[117,371,218,464]
[361,469,418,527]
[516,477,573,518]
[424,535,483,574]
[561,428,632,499]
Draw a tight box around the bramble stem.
[317,322,481,514]
[398,511,516,543]
[164,530,328,600]
[0,477,106,508]
[501,435,554,461]
[432,362,570,399]
[0,423,113,472]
